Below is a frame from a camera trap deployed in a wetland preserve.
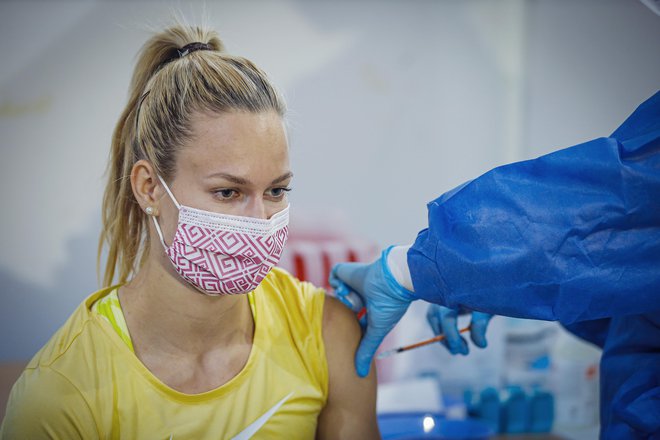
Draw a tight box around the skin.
[318,296,379,439]
[126,110,378,439]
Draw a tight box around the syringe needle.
[375,326,471,359]
[376,349,399,360]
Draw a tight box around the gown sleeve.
[408,91,660,325]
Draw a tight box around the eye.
[214,189,239,200]
[267,187,292,199]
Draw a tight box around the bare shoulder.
[318,295,379,440]
[322,295,362,350]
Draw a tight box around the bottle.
[550,328,600,430]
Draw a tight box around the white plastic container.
[550,328,601,432]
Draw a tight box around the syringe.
[376,326,472,359]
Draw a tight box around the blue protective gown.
[408,91,660,439]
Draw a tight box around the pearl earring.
[145,207,154,215]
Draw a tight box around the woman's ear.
[131,160,161,216]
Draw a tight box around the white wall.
[0,0,658,365]
[526,0,660,155]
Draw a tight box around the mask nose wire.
[151,175,181,250]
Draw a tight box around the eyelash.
[268,187,292,198]
[213,187,292,200]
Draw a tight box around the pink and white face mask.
[151,176,289,295]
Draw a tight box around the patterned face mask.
[151,176,289,295]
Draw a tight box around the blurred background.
[1,0,658,438]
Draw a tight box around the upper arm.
[316,295,379,440]
[1,367,99,440]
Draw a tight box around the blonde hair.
[99,25,286,287]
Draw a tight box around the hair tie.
[177,42,213,58]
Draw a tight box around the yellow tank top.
[91,288,135,351]
[91,288,258,355]
[1,268,328,439]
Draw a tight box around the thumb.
[427,311,442,336]
[439,311,468,355]
[470,313,492,348]
[331,262,371,293]
[354,325,383,378]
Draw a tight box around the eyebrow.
[206,171,293,186]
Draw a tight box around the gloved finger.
[330,262,370,293]
[328,265,347,290]
[440,310,469,355]
[426,305,465,353]
[427,308,442,336]
[470,312,492,349]
[335,289,364,315]
[355,325,383,378]
[344,291,364,312]
[426,304,456,335]
[427,310,452,353]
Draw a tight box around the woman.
[1,25,378,439]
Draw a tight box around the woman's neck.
[117,256,254,358]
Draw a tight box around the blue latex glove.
[426,304,492,355]
[329,246,416,377]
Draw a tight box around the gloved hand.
[426,304,492,355]
[329,246,416,377]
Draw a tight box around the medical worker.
[331,89,660,439]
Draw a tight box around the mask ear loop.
[157,175,181,209]
[150,175,182,250]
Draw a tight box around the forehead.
[176,110,289,178]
